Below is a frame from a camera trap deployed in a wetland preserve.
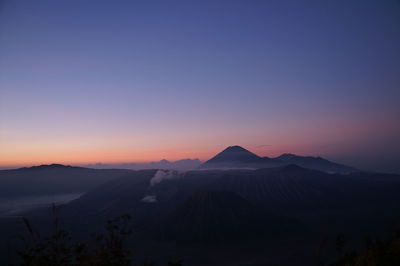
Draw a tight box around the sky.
[0,0,399,173]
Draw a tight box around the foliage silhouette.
[331,231,400,266]
[14,204,182,266]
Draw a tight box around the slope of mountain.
[156,190,295,243]
[61,165,400,218]
[200,146,358,173]
[0,164,133,198]
[52,165,400,242]
[63,169,159,219]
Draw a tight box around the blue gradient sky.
[0,0,399,173]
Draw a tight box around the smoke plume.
[150,169,183,186]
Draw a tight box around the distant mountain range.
[0,146,358,198]
[199,145,358,174]
[0,146,358,199]
[84,145,358,174]
[85,158,201,170]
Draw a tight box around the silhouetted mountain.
[199,145,282,169]
[17,164,78,170]
[200,145,357,173]
[275,153,358,173]
[0,165,133,198]
[205,145,261,163]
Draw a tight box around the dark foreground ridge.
[1,147,399,265]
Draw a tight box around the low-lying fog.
[0,193,82,217]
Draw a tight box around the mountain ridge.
[85,158,201,170]
[200,145,358,174]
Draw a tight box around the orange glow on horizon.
[1,113,398,169]
[0,142,339,168]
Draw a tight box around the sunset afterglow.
[0,0,399,172]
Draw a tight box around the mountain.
[62,169,159,219]
[204,145,261,163]
[275,153,358,173]
[0,164,133,198]
[57,166,400,237]
[156,190,294,243]
[52,167,313,243]
[200,146,358,173]
[199,145,282,169]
